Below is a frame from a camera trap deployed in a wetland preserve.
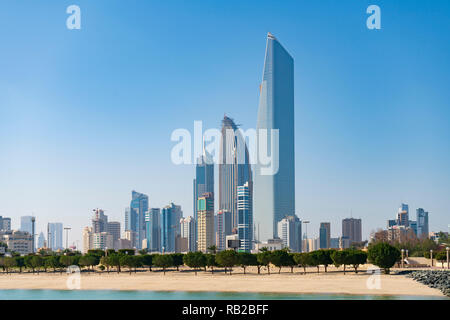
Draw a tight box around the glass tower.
[193,150,214,251]
[254,33,295,240]
[130,190,149,249]
[219,115,252,231]
[237,182,252,252]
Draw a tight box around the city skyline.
[1,1,450,246]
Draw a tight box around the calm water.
[0,290,447,300]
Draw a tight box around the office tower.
[145,208,161,252]
[82,226,93,254]
[20,216,36,252]
[193,151,214,251]
[397,204,409,227]
[124,207,136,233]
[409,220,418,236]
[0,216,11,231]
[129,191,149,249]
[2,217,11,231]
[237,182,253,252]
[47,223,63,250]
[197,192,215,252]
[93,232,113,250]
[319,222,331,249]
[180,216,195,252]
[37,232,45,249]
[107,222,121,248]
[216,209,232,251]
[218,115,253,231]
[416,208,429,238]
[342,218,362,244]
[277,215,302,252]
[254,33,295,240]
[92,209,108,233]
[161,203,183,253]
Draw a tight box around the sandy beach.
[0,265,445,297]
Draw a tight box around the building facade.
[0,230,33,255]
[216,209,232,251]
[237,182,253,252]
[145,208,161,252]
[197,192,215,252]
[416,208,429,238]
[193,151,214,251]
[180,216,195,252]
[254,33,295,240]
[277,215,302,252]
[319,222,331,249]
[161,203,182,253]
[47,222,63,251]
[218,115,252,231]
[342,218,362,244]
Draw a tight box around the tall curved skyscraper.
[219,116,253,231]
[254,33,295,241]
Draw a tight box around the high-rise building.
[107,222,121,249]
[342,218,362,244]
[237,182,253,252]
[319,222,331,249]
[197,192,215,252]
[397,204,409,227]
[180,216,196,252]
[193,151,214,251]
[47,222,63,251]
[216,209,232,251]
[145,208,161,252]
[277,215,302,252]
[130,191,149,249]
[416,208,429,238]
[37,232,45,249]
[20,216,35,252]
[0,216,11,231]
[218,115,252,231]
[254,33,295,240]
[82,226,93,254]
[92,209,108,233]
[161,203,182,253]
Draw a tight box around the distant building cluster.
[386,204,429,241]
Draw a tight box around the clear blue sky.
[1,0,449,246]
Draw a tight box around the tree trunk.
[317,266,319,274]
[243,267,246,275]
[325,265,327,273]
[343,265,346,275]
[279,267,281,274]
[291,266,294,273]
[257,266,261,274]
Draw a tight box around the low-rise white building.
[0,230,33,255]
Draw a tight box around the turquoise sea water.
[0,290,447,300]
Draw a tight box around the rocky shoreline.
[401,270,450,297]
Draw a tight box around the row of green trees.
[0,243,407,275]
